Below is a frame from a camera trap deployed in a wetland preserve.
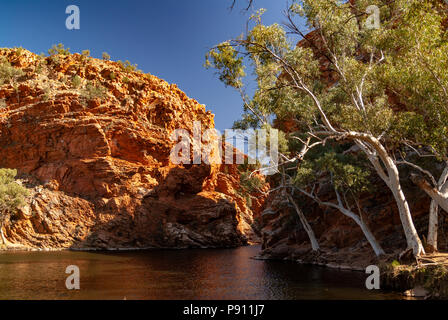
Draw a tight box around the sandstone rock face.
[0,48,266,250]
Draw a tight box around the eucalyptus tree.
[293,150,385,256]
[205,0,448,256]
[373,0,448,252]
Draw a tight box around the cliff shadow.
[71,164,247,250]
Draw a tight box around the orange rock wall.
[0,48,266,249]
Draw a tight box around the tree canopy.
[207,0,448,256]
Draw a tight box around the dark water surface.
[0,245,402,300]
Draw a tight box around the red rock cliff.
[0,48,266,250]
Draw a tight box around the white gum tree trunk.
[387,163,425,256]
[297,187,385,257]
[427,166,448,252]
[0,224,7,245]
[332,204,385,257]
[354,136,425,256]
[411,166,448,252]
[287,194,320,252]
[428,200,439,252]
[413,176,448,213]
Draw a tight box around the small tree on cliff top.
[205,0,448,256]
[0,169,28,245]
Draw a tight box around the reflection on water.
[0,245,402,300]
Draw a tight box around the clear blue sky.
[0,0,299,131]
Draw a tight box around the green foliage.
[391,260,401,267]
[0,99,6,109]
[205,42,245,88]
[48,43,70,56]
[49,55,61,66]
[316,152,371,193]
[14,47,24,57]
[0,57,24,85]
[71,75,82,89]
[0,169,28,216]
[81,82,107,100]
[295,148,372,195]
[206,0,448,192]
[35,60,45,74]
[117,60,138,73]
[238,158,260,174]
[373,0,448,157]
[238,171,264,207]
[102,52,111,60]
[239,171,264,194]
[41,85,51,102]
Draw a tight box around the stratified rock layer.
[0,48,266,249]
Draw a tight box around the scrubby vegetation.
[117,60,139,73]
[0,44,155,114]
[0,57,24,85]
[0,168,28,245]
[48,43,71,56]
[102,52,111,61]
[237,169,265,207]
[81,82,107,100]
[71,75,82,89]
[382,261,448,298]
[239,171,264,194]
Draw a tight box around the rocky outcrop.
[0,48,266,250]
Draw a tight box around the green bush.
[71,75,82,89]
[0,168,28,216]
[41,85,51,102]
[117,60,138,73]
[239,171,264,193]
[391,260,401,268]
[14,47,24,57]
[102,52,111,61]
[82,82,107,100]
[124,60,137,72]
[35,61,44,74]
[48,43,70,56]
[0,57,24,85]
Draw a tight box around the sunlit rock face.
[0,48,267,250]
